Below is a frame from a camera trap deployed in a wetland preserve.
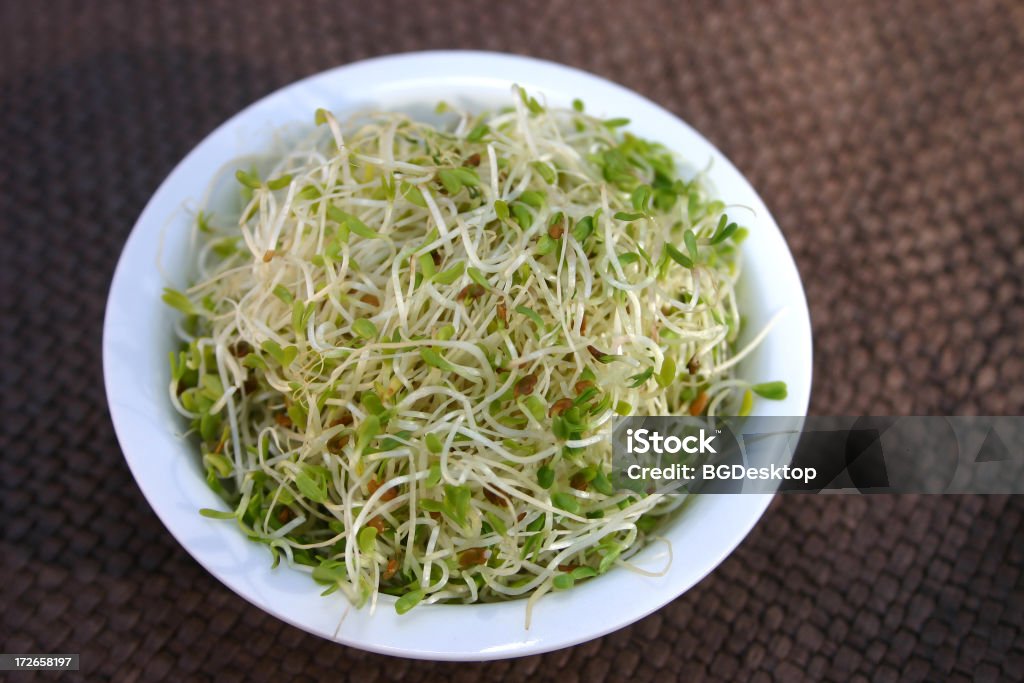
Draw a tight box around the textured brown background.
[2,0,1022,680]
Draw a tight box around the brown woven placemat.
[2,0,1022,680]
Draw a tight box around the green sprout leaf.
[235,169,261,188]
[515,305,546,334]
[433,261,465,285]
[438,169,463,194]
[420,347,457,372]
[614,211,645,222]
[199,508,236,520]
[401,182,427,207]
[657,357,676,388]
[553,573,575,590]
[419,499,444,513]
[494,199,510,221]
[197,211,213,233]
[352,318,378,340]
[572,566,597,580]
[443,484,472,527]
[666,244,694,269]
[752,381,788,400]
[467,266,490,288]
[536,234,556,256]
[538,465,555,489]
[512,202,533,230]
[466,123,490,142]
[628,367,654,388]
[327,205,380,240]
[292,300,314,334]
[518,87,544,115]
[591,470,615,495]
[598,546,621,573]
[603,117,630,128]
[572,215,594,242]
[684,230,699,261]
[295,465,328,503]
[162,288,196,315]
[436,324,455,341]
[522,395,546,422]
[452,167,480,186]
[242,353,266,370]
[354,414,381,455]
[266,174,293,191]
[551,492,580,514]
[358,526,378,554]
[261,340,298,366]
[630,185,652,212]
[312,559,346,584]
[518,190,546,208]
[710,215,739,245]
[395,590,424,615]
[531,161,557,185]
[417,252,436,280]
[485,511,507,536]
[272,285,294,305]
[426,462,442,486]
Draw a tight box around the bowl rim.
[103,49,813,660]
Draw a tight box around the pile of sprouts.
[164,88,787,620]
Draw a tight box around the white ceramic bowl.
[104,51,812,660]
